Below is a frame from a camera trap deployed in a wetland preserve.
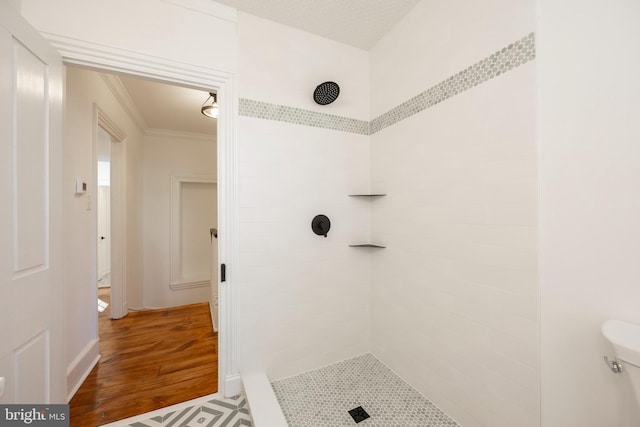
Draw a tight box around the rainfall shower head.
[313,81,340,105]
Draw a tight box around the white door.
[96,129,111,287]
[97,184,111,284]
[0,4,65,403]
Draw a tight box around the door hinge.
[221,263,226,282]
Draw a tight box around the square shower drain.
[348,406,370,423]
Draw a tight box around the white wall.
[538,0,640,426]
[369,0,534,119]
[369,1,537,426]
[141,130,217,308]
[20,0,237,72]
[239,13,369,121]
[31,4,640,425]
[237,12,371,380]
[64,66,144,393]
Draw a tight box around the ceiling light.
[201,92,218,118]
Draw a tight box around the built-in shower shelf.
[349,193,386,248]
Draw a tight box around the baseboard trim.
[169,280,210,291]
[66,339,100,402]
[224,373,243,397]
[209,300,218,332]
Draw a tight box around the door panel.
[14,331,49,403]
[14,39,48,274]
[0,3,64,404]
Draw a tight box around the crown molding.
[145,128,216,143]
[96,105,127,142]
[99,73,148,132]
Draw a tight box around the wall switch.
[0,377,5,398]
[75,179,87,194]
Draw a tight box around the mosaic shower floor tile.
[126,394,252,427]
[271,354,459,427]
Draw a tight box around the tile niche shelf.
[349,193,386,248]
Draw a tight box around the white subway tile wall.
[238,9,537,426]
[370,59,537,427]
[237,117,372,379]
[238,33,534,137]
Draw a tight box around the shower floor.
[271,354,459,426]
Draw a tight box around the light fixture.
[201,92,218,118]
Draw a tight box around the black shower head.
[313,81,340,105]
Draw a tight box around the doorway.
[66,65,222,424]
[96,126,111,317]
[1,1,239,415]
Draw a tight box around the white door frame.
[52,41,240,396]
[94,107,127,320]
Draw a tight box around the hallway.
[70,289,218,426]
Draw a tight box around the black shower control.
[311,214,331,238]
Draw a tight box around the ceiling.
[112,1,421,131]
[214,0,421,50]
[118,74,217,136]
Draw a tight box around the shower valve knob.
[311,214,331,238]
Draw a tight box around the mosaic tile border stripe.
[239,98,370,135]
[239,32,535,136]
[370,32,536,134]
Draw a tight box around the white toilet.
[602,319,640,407]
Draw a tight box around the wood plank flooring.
[70,288,218,426]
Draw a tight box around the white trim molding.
[96,107,127,142]
[46,33,239,396]
[94,105,128,321]
[145,128,215,143]
[66,339,100,402]
[169,280,210,291]
[170,174,217,289]
[100,73,148,132]
[40,32,236,87]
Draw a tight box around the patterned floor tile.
[271,354,459,427]
[129,394,252,427]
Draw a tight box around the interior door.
[96,126,111,286]
[97,178,111,284]
[0,3,65,403]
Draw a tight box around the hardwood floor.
[70,288,218,426]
